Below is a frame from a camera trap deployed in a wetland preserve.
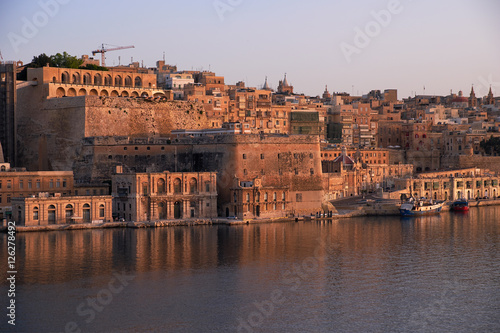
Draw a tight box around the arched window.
[114,75,122,86]
[83,73,91,85]
[173,178,182,193]
[125,76,132,87]
[72,73,80,84]
[83,203,91,222]
[61,71,69,83]
[157,178,165,194]
[94,73,102,85]
[189,178,197,194]
[33,206,39,220]
[52,76,57,83]
[134,77,142,87]
[99,204,105,218]
[48,205,56,224]
[0,165,5,171]
[104,75,112,85]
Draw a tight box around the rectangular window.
[296,193,302,202]
[63,180,67,187]
[243,154,247,159]
[49,180,53,188]
[206,183,210,192]
[33,210,39,220]
[7,195,11,203]
[28,181,32,189]
[7,180,11,189]
[56,180,60,188]
[261,154,264,159]
[19,180,23,189]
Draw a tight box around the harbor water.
[1,206,499,332]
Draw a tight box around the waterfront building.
[111,171,217,221]
[393,168,500,201]
[12,194,112,226]
[0,164,74,220]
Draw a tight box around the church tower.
[323,85,331,101]
[486,87,494,105]
[468,85,477,107]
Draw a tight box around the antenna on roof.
[163,52,165,62]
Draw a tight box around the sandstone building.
[12,194,112,226]
[111,171,217,221]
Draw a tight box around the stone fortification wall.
[16,93,208,172]
[84,96,208,137]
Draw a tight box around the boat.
[451,198,469,212]
[400,197,444,217]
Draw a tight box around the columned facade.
[112,171,217,222]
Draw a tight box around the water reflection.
[0,206,499,332]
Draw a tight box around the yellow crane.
[92,44,134,67]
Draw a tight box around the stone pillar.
[150,201,156,221]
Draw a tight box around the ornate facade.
[112,171,217,221]
[12,195,112,226]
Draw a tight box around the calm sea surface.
[1,206,499,333]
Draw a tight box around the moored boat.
[451,198,469,212]
[400,197,444,217]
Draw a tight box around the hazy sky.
[1,0,499,99]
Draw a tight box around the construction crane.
[92,44,134,67]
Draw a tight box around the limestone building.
[111,171,217,221]
[0,164,74,220]
[12,194,112,226]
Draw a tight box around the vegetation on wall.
[480,137,500,156]
[17,52,106,80]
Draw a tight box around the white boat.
[400,197,444,217]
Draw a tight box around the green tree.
[480,137,500,155]
[50,52,83,68]
[80,63,109,71]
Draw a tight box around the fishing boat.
[400,197,444,217]
[451,198,469,212]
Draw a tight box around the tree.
[50,52,83,69]
[31,53,54,67]
[80,63,109,71]
[480,137,500,156]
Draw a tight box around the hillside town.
[1,54,500,226]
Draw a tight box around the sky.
[1,0,499,99]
